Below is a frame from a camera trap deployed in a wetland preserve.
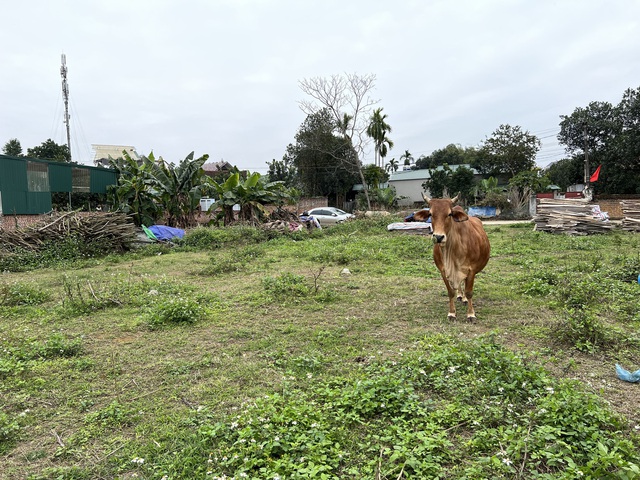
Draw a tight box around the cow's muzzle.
[432,234,446,244]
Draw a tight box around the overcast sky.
[2,0,639,173]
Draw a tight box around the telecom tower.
[60,54,72,161]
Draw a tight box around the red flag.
[589,164,601,183]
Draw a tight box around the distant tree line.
[2,138,71,162]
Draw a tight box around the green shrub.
[0,282,51,306]
[182,336,640,479]
[84,400,137,428]
[555,308,614,353]
[181,225,269,249]
[0,411,20,452]
[35,333,84,359]
[262,272,310,297]
[0,235,115,272]
[200,245,265,275]
[27,466,91,480]
[145,296,205,328]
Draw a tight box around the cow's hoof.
[466,315,476,322]
[456,295,463,302]
[447,313,456,320]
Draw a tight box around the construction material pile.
[262,220,305,232]
[533,198,615,235]
[620,200,640,232]
[0,211,137,252]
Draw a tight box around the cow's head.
[415,193,469,244]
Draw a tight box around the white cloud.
[1,0,639,171]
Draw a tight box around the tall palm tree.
[400,150,414,169]
[366,108,394,168]
[385,157,399,173]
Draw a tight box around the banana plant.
[211,172,298,225]
[150,152,210,228]
[107,151,160,226]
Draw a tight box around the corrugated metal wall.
[48,162,73,192]
[0,155,116,214]
[90,168,117,193]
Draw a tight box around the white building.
[388,164,480,206]
[92,145,141,167]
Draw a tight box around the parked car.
[302,207,355,226]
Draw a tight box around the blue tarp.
[468,206,497,217]
[148,225,185,241]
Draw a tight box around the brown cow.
[413,193,490,321]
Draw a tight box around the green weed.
[200,244,265,275]
[144,296,206,328]
[181,225,270,249]
[83,400,138,429]
[0,282,51,306]
[262,272,310,297]
[0,235,115,272]
[0,411,21,453]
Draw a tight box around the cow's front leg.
[457,279,468,304]
[464,274,477,321]
[441,274,457,320]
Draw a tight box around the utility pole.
[61,54,72,162]
[583,123,589,186]
[582,123,593,201]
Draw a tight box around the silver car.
[304,207,355,226]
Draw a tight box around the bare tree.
[299,73,378,210]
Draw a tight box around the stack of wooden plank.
[620,200,640,232]
[533,198,615,235]
[0,211,137,252]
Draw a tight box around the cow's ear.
[450,206,469,222]
[412,209,430,222]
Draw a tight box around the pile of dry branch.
[0,211,138,252]
[620,200,640,232]
[533,198,615,235]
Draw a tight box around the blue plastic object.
[148,225,185,241]
[615,364,640,383]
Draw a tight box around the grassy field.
[1,217,639,479]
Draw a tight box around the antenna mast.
[60,54,72,161]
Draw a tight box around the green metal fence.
[0,155,117,215]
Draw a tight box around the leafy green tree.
[415,144,479,170]
[509,168,550,194]
[449,165,477,202]
[266,156,299,187]
[366,108,394,168]
[362,164,388,188]
[287,109,359,200]
[558,87,640,193]
[544,157,583,191]
[474,125,540,178]
[422,164,476,204]
[151,152,210,228]
[421,164,451,199]
[107,151,161,227]
[27,139,71,162]
[2,138,23,156]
